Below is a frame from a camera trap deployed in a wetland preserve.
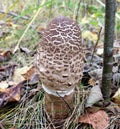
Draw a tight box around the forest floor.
[0,0,120,129]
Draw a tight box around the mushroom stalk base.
[45,91,75,127]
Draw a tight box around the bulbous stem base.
[45,91,75,127]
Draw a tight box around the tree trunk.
[101,0,116,101]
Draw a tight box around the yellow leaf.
[89,78,96,86]
[13,66,32,83]
[81,17,90,24]
[22,66,35,80]
[82,30,98,42]
[0,81,16,89]
[112,88,120,105]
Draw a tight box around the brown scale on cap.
[36,16,84,91]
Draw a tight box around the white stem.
[42,84,74,97]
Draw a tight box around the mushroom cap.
[36,16,84,91]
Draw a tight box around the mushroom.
[36,16,84,125]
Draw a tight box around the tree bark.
[102,0,116,100]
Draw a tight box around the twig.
[90,27,102,63]
[0,123,5,129]
[56,92,73,113]
[74,0,81,21]
[13,0,46,54]
[0,10,29,20]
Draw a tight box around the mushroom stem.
[42,83,75,123]
[45,90,75,125]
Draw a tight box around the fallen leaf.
[79,110,109,129]
[113,40,120,54]
[0,82,24,107]
[0,50,13,62]
[0,81,16,89]
[8,83,22,102]
[112,88,120,105]
[28,73,39,85]
[89,78,96,86]
[20,47,31,54]
[81,17,90,24]
[0,31,10,38]
[82,30,98,42]
[113,73,120,85]
[105,102,120,128]
[86,82,103,107]
[13,66,33,83]
[96,48,103,55]
[89,69,102,81]
[85,52,103,65]
[22,66,35,80]
[113,54,120,63]
[37,26,45,37]
[106,102,120,115]
[112,65,118,73]
[0,64,16,81]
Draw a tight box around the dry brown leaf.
[0,82,23,107]
[79,110,109,129]
[22,66,35,80]
[13,66,33,83]
[89,78,96,86]
[0,64,16,81]
[37,26,45,36]
[112,88,120,105]
[0,50,13,62]
[28,73,39,85]
[106,102,120,114]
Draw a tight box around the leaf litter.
[0,30,120,129]
[0,1,120,128]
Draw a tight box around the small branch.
[74,0,81,21]
[0,123,5,129]
[90,27,102,63]
[0,10,29,20]
[13,0,46,54]
[56,92,73,113]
